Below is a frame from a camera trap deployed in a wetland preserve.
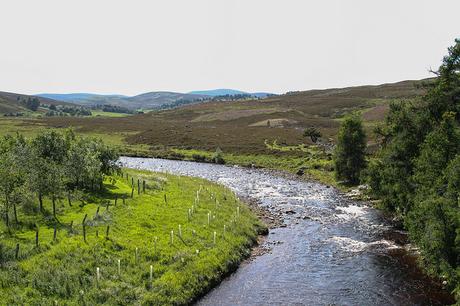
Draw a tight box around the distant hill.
[189,89,273,98]
[128,92,210,109]
[37,89,274,110]
[37,92,210,110]
[0,91,74,114]
[37,93,128,103]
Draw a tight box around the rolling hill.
[37,89,274,110]
[0,91,74,114]
[37,91,210,110]
[189,89,273,98]
[37,78,431,155]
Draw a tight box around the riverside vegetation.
[0,130,265,304]
[366,39,460,300]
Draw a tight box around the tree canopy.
[367,39,460,299]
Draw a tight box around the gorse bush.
[367,39,460,300]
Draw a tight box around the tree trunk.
[4,196,9,228]
[38,193,43,213]
[52,196,56,218]
[4,210,9,228]
[13,201,18,223]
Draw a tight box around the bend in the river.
[120,157,453,306]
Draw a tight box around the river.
[120,157,453,306]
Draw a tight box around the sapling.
[223,225,226,236]
[213,231,216,245]
[237,206,240,218]
[196,249,199,255]
[178,225,182,238]
[154,236,158,254]
[135,247,139,265]
[164,194,167,204]
[131,187,134,198]
[149,265,153,284]
[117,259,121,277]
[188,209,191,221]
[207,212,210,226]
[170,230,174,244]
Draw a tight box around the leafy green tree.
[334,116,366,184]
[0,136,27,226]
[303,127,321,143]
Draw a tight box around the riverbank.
[122,157,455,305]
[0,168,266,305]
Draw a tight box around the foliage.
[334,116,366,185]
[0,129,119,227]
[212,147,225,164]
[303,127,322,143]
[367,39,460,299]
[21,97,40,111]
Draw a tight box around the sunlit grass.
[0,168,264,305]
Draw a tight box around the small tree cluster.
[0,130,119,227]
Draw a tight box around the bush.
[212,148,225,164]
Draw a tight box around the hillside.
[37,92,211,110]
[188,89,273,98]
[37,90,274,110]
[34,79,429,155]
[0,91,74,114]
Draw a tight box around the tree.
[303,127,321,143]
[0,136,27,226]
[334,116,366,184]
[367,39,460,298]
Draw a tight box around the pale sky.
[1,0,459,95]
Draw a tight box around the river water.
[120,157,453,306]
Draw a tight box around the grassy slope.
[0,169,265,305]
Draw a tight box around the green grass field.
[0,168,265,305]
[90,111,132,118]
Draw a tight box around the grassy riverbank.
[0,168,265,305]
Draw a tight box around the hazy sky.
[1,0,459,95]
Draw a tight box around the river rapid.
[120,157,453,306]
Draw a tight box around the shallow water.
[120,157,453,306]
